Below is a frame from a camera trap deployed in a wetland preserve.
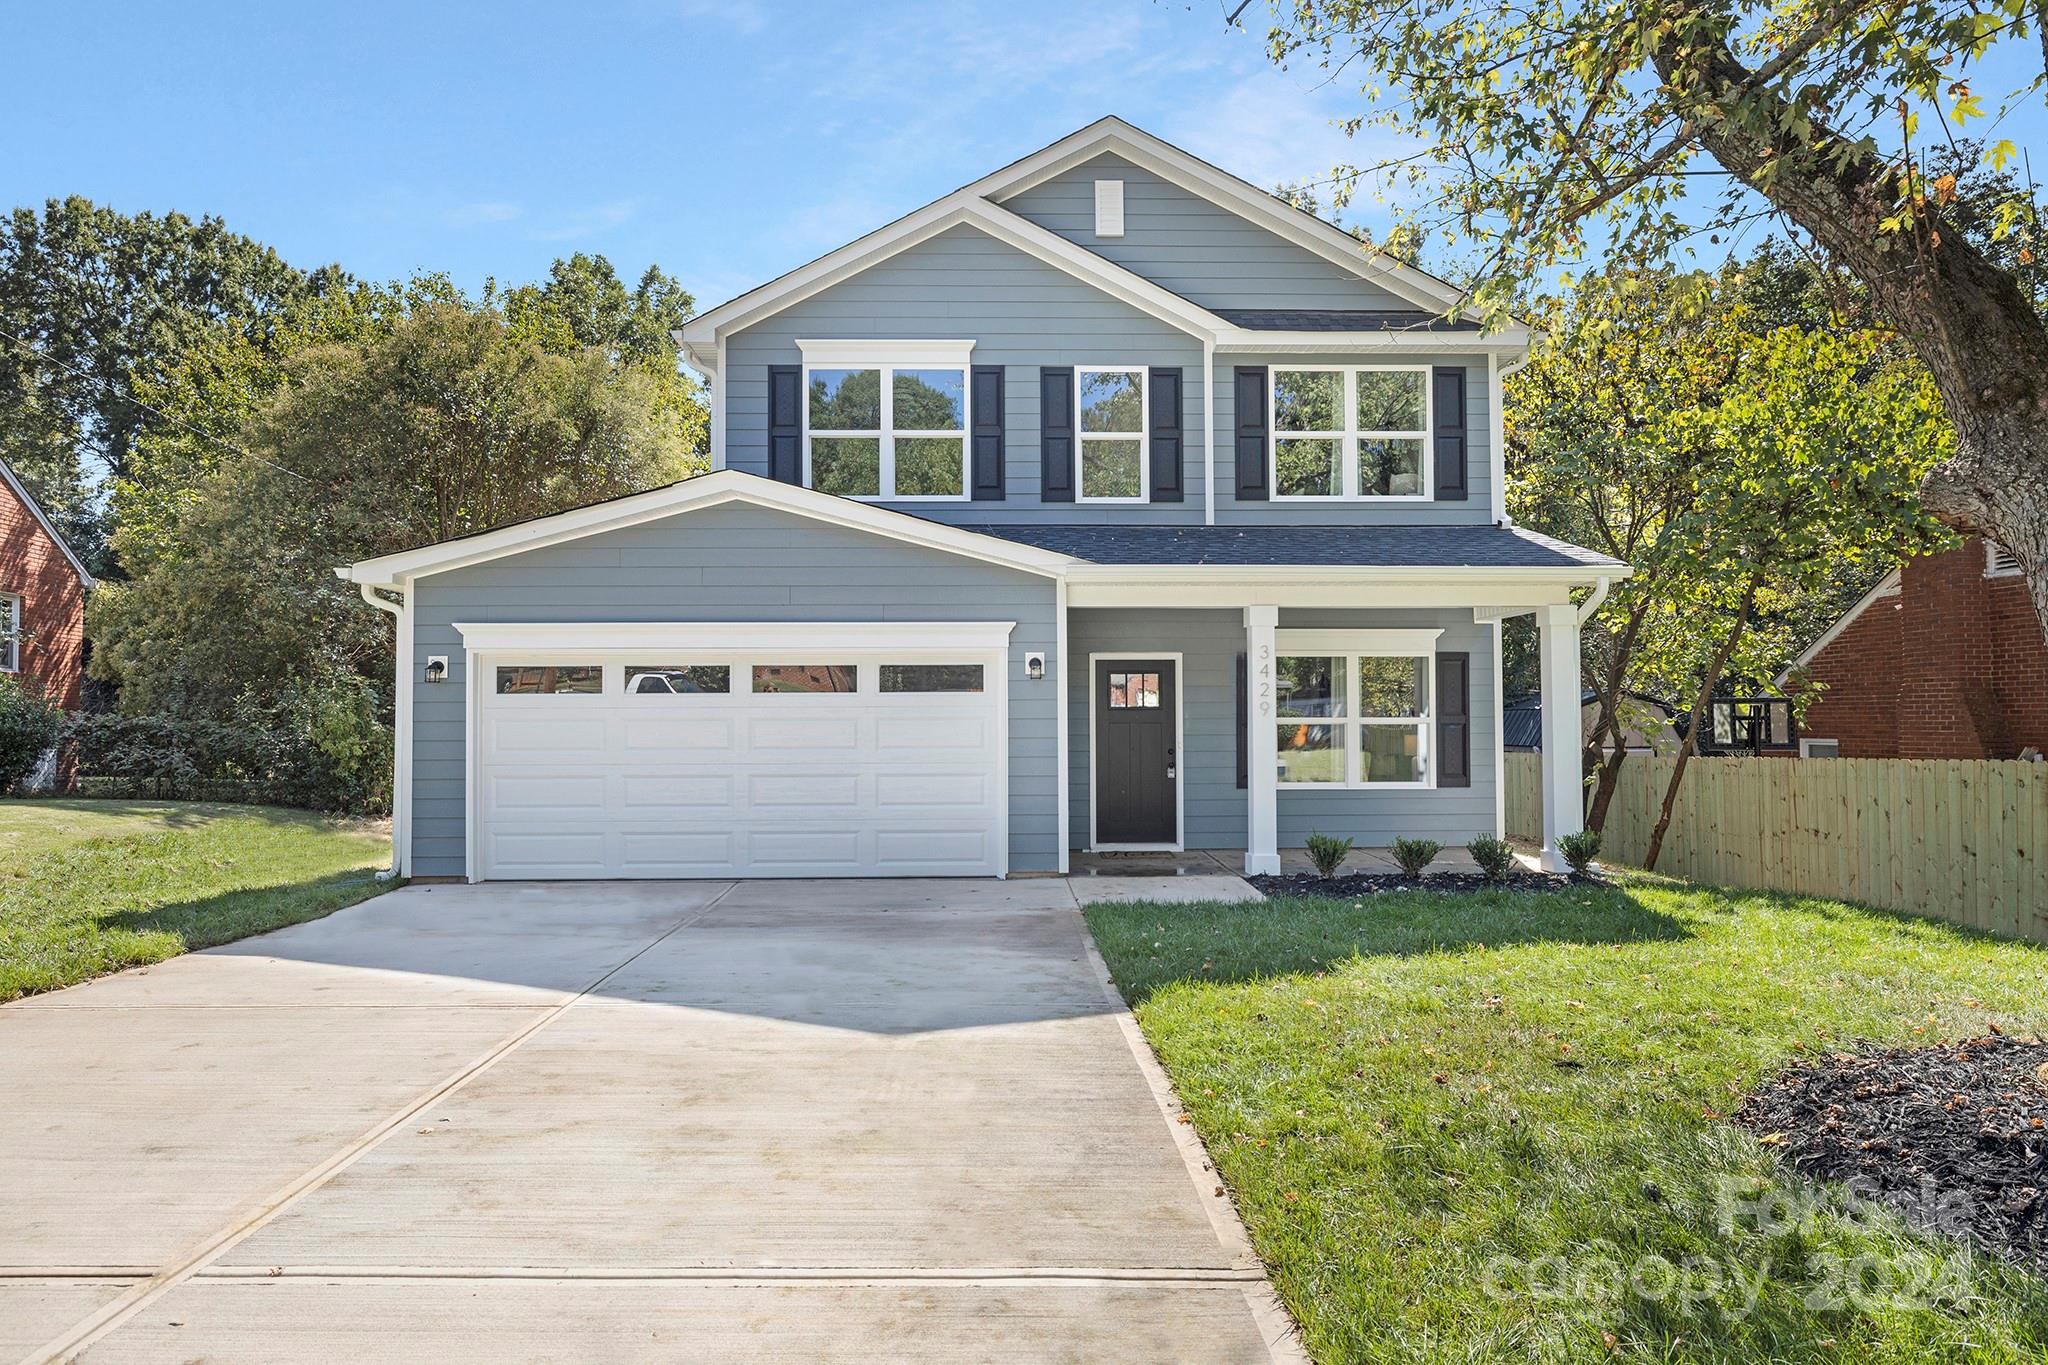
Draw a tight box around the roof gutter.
[1576,574,1613,626]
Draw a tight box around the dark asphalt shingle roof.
[959,523,1624,570]
[1214,308,1484,333]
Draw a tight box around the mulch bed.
[1735,1034,2048,1270]
[1248,868,1580,897]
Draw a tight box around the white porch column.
[1244,604,1280,875]
[1537,602,1583,872]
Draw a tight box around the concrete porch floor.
[1071,846,1487,877]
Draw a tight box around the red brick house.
[1784,539,2048,759]
[0,458,92,710]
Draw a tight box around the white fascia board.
[1061,562,1628,587]
[454,620,1017,654]
[1215,327,1532,354]
[797,339,975,366]
[1276,627,1443,654]
[984,119,1472,316]
[1777,567,1901,684]
[0,459,94,587]
[338,470,1079,587]
[682,197,1229,348]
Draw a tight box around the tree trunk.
[1643,575,1760,871]
[1652,37,2048,647]
[1584,602,1649,833]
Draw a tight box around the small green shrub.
[1556,829,1602,876]
[1305,831,1353,879]
[0,676,63,789]
[1467,833,1515,882]
[1391,837,1442,879]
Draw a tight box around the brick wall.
[1799,540,2048,759]
[0,487,87,710]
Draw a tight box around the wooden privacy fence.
[1505,752,2048,944]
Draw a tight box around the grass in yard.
[0,798,392,1001]
[1085,877,2048,1363]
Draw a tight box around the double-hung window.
[1077,366,1147,502]
[1274,642,1435,788]
[803,344,971,500]
[0,593,22,673]
[1271,366,1430,500]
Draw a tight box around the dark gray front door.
[1094,660,1178,845]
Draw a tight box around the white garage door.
[474,650,1006,880]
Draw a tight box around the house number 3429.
[1255,643,1273,720]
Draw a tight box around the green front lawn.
[0,798,393,1001]
[1086,878,2048,1363]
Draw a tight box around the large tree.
[1256,0,2048,642]
[0,197,323,562]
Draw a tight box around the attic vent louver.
[1094,179,1124,238]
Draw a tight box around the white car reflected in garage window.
[625,665,731,695]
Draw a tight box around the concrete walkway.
[2,879,1298,1363]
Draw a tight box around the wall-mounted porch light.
[424,656,448,684]
[1025,651,1046,681]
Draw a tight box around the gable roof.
[0,457,94,587]
[1777,567,1902,684]
[677,117,1521,369]
[337,470,1082,588]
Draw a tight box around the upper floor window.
[0,593,19,673]
[805,361,968,500]
[1271,366,1429,501]
[1078,366,1146,502]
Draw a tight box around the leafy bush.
[1391,837,1442,879]
[1468,833,1516,882]
[0,677,63,790]
[1556,829,1603,876]
[61,672,392,814]
[1305,831,1353,879]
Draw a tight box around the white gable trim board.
[460,621,1014,881]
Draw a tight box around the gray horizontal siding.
[999,152,1411,312]
[407,502,1060,878]
[1066,607,1499,852]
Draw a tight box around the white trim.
[0,591,20,673]
[1487,351,1505,524]
[1075,364,1149,504]
[1778,568,1901,683]
[1268,365,1433,503]
[1093,178,1125,238]
[1274,627,1443,654]
[802,356,972,503]
[1536,603,1582,872]
[1800,737,1842,758]
[453,620,1018,654]
[796,339,975,367]
[339,470,1078,587]
[985,118,1469,314]
[1055,577,1071,873]
[1243,606,1280,876]
[1491,619,1506,838]
[1270,641,1439,792]
[0,459,94,588]
[1086,652,1185,852]
[1201,337,1216,526]
[1986,540,2023,578]
[1215,328,1530,353]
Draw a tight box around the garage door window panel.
[625,664,731,695]
[752,664,859,694]
[880,663,984,693]
[495,665,603,695]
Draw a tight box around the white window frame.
[1269,364,1433,502]
[1273,629,1439,791]
[1075,364,1150,505]
[0,592,17,673]
[798,341,973,503]
[1800,738,1841,758]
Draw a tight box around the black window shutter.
[1234,366,1269,501]
[971,365,1005,500]
[1040,367,1075,502]
[768,365,803,485]
[1235,653,1249,789]
[1436,651,1471,788]
[1148,367,1183,502]
[1432,366,1468,501]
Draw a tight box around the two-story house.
[341,118,1624,882]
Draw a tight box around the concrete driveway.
[2,879,1298,1363]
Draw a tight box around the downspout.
[357,582,406,881]
[1576,575,1612,627]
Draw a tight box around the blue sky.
[3,1,1402,312]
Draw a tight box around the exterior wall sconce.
[1025,652,1046,681]
[424,656,448,684]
